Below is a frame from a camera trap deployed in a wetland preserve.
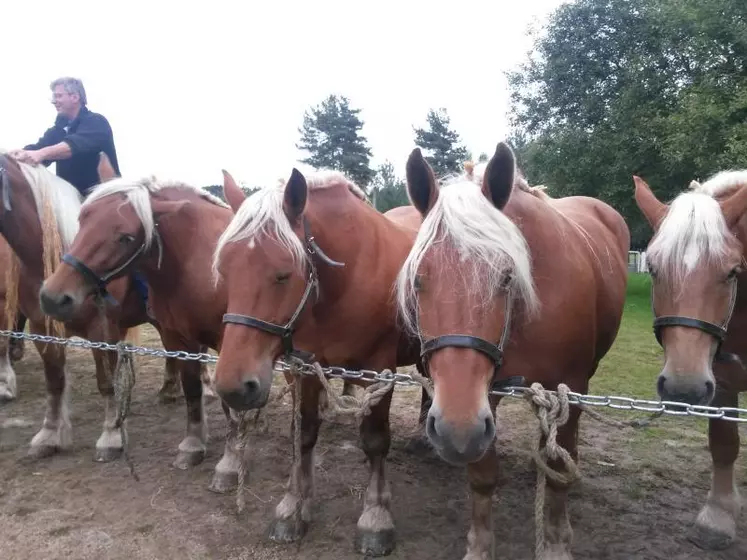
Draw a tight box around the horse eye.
[727,266,743,280]
[119,233,135,244]
[413,275,423,291]
[275,272,291,284]
[500,273,513,290]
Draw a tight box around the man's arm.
[11,125,65,166]
[15,114,113,166]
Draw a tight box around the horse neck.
[1,172,46,278]
[140,195,233,288]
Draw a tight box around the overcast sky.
[1,0,566,188]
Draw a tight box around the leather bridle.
[651,276,740,364]
[418,286,525,391]
[221,217,344,361]
[61,229,164,306]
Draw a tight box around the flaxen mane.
[84,175,229,248]
[212,169,368,283]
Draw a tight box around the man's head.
[50,77,87,120]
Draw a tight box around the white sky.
[1,0,566,188]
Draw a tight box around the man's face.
[51,85,79,118]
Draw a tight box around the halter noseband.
[221,217,344,362]
[61,228,164,306]
[418,287,525,391]
[651,276,740,364]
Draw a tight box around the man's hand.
[9,149,45,165]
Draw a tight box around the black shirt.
[24,106,121,196]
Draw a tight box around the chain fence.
[1,327,745,423]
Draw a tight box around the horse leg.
[0,334,17,402]
[404,385,434,456]
[208,399,242,494]
[690,389,741,550]
[354,387,396,556]
[156,356,181,403]
[463,430,500,560]
[9,312,27,362]
[538,405,581,560]
[269,375,322,543]
[28,323,71,458]
[199,346,218,401]
[173,355,208,469]
[91,346,127,462]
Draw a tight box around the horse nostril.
[243,378,260,398]
[483,416,494,438]
[426,413,438,439]
[705,380,715,398]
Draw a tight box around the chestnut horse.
[634,171,747,550]
[396,143,629,559]
[39,165,244,490]
[211,169,423,556]
[0,152,178,460]
[0,235,27,402]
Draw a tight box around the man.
[10,77,150,315]
[11,77,121,197]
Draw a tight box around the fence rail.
[2,327,745,423]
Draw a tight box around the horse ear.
[152,199,190,220]
[222,170,245,213]
[633,176,667,229]
[283,168,308,224]
[405,148,438,216]
[97,152,118,182]
[719,184,747,228]
[483,142,515,210]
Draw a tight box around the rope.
[113,342,138,481]
[311,361,394,420]
[522,382,579,560]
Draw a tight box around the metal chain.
[2,328,745,423]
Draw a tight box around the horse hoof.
[94,447,123,462]
[268,517,308,544]
[157,390,180,404]
[689,524,734,550]
[28,445,58,459]
[208,471,238,494]
[354,528,396,557]
[173,449,205,470]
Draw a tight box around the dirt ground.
[0,328,745,560]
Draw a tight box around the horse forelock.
[84,176,229,249]
[211,169,369,285]
[396,180,539,335]
[648,191,730,285]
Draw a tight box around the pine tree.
[297,95,375,188]
[413,108,470,177]
[370,161,409,213]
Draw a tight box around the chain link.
[2,328,745,422]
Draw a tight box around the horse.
[211,168,424,556]
[633,171,747,551]
[0,152,180,460]
[395,143,629,560]
[38,161,244,489]
[0,235,26,402]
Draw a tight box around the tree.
[202,184,260,202]
[413,108,470,178]
[506,0,747,248]
[369,161,409,213]
[296,94,375,188]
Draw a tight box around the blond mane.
[396,165,539,335]
[84,176,229,248]
[647,170,747,285]
[212,169,367,282]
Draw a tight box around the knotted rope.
[113,342,138,481]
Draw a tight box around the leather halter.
[418,287,526,391]
[0,167,11,212]
[61,228,164,306]
[651,277,739,364]
[221,217,344,361]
